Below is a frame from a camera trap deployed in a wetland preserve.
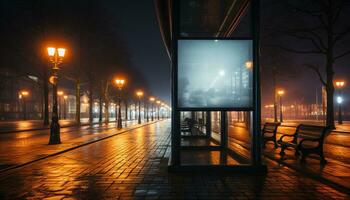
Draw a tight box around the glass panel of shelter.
[174,0,254,167]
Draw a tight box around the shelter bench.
[277,124,330,164]
[262,122,280,148]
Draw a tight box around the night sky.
[103,0,171,104]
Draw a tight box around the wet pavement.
[0,120,349,199]
[0,119,152,171]
[0,118,116,133]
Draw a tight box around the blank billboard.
[178,39,253,109]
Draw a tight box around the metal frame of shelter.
[168,0,266,172]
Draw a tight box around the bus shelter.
[155,0,265,172]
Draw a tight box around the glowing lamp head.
[337,96,343,104]
[57,48,66,57]
[21,91,29,96]
[219,70,225,76]
[115,78,125,89]
[47,47,56,56]
[136,91,143,97]
[277,90,284,96]
[245,61,253,69]
[335,81,345,88]
[149,97,155,102]
[57,91,64,96]
[63,95,68,100]
[156,100,161,104]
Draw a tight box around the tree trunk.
[326,59,335,129]
[99,89,103,123]
[104,101,109,124]
[75,80,81,125]
[88,80,93,124]
[43,68,49,125]
[125,99,128,120]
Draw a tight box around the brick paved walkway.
[0,120,349,199]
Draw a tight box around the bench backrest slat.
[262,122,280,133]
[296,124,330,140]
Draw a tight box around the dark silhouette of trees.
[263,0,350,128]
[0,0,150,123]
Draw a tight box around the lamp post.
[337,96,343,125]
[156,100,161,120]
[149,97,155,121]
[19,90,29,120]
[277,90,285,123]
[115,78,125,129]
[335,81,345,125]
[47,46,66,144]
[136,91,143,124]
[57,91,64,119]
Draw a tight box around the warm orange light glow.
[63,95,68,100]
[57,91,64,96]
[277,90,285,96]
[20,91,29,96]
[136,91,143,97]
[335,81,345,88]
[57,48,66,57]
[149,97,155,101]
[245,61,253,69]
[47,47,56,56]
[115,78,125,89]
[156,100,161,104]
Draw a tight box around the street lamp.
[149,97,155,121]
[114,78,125,129]
[47,46,66,144]
[335,80,345,125]
[277,89,285,123]
[136,90,143,124]
[57,90,64,119]
[337,96,343,124]
[245,61,253,69]
[156,100,161,120]
[19,90,29,120]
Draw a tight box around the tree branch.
[305,64,326,86]
[334,26,350,43]
[274,29,326,52]
[266,44,324,54]
[334,49,350,60]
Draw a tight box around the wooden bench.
[278,124,330,164]
[262,122,280,148]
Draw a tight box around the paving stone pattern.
[0,121,348,199]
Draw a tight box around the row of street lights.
[269,80,346,124]
[114,77,168,129]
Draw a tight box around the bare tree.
[265,0,350,128]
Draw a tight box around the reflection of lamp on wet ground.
[337,96,343,125]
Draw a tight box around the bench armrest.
[299,138,321,147]
[278,134,296,143]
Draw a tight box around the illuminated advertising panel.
[178,39,253,109]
